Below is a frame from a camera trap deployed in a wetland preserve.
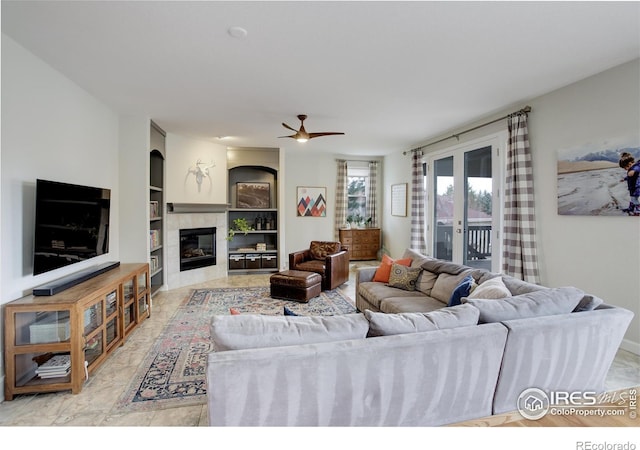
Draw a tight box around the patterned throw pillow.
[309,241,341,260]
[373,254,412,283]
[387,263,422,291]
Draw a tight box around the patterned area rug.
[115,286,356,412]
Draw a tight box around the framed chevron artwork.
[297,186,327,217]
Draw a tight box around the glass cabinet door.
[137,272,147,293]
[123,278,135,305]
[16,310,71,346]
[83,301,103,336]
[105,290,118,317]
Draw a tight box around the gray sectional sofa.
[206,249,633,426]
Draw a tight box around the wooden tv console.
[3,263,150,400]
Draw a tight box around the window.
[347,166,369,221]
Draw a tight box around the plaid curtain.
[502,113,540,283]
[366,161,378,227]
[410,150,427,253]
[334,159,348,240]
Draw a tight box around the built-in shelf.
[149,121,166,292]
[227,164,279,274]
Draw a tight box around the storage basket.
[245,254,261,269]
[229,254,245,270]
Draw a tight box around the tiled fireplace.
[180,227,216,272]
[166,211,227,289]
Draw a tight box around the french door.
[427,135,505,271]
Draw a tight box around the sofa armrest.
[492,306,634,415]
[289,249,311,269]
[324,249,350,290]
[356,266,377,283]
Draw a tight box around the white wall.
[1,35,121,302]
[282,148,337,257]
[282,148,383,261]
[381,153,412,256]
[383,58,640,353]
[118,115,151,264]
[165,134,227,205]
[1,36,123,401]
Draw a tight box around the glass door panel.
[464,146,494,270]
[428,137,502,270]
[433,156,454,261]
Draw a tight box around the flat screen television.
[33,179,111,276]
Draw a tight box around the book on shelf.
[36,354,71,378]
[149,229,160,248]
[150,201,159,219]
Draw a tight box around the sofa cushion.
[373,254,412,283]
[448,275,475,307]
[466,287,585,323]
[573,294,604,312]
[380,296,445,314]
[502,275,547,296]
[359,281,425,310]
[295,259,326,275]
[365,304,480,337]
[210,313,369,351]
[309,241,341,260]
[415,270,438,296]
[387,263,422,291]
[402,248,433,268]
[466,276,511,300]
[421,259,472,275]
[431,270,474,304]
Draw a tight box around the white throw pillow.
[466,276,511,300]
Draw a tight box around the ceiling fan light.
[296,137,308,143]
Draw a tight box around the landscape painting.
[236,182,270,209]
[557,136,640,216]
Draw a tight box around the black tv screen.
[33,179,111,275]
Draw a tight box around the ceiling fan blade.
[282,122,298,132]
[278,134,297,139]
[308,132,345,139]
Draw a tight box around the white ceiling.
[2,1,639,156]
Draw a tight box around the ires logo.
[517,388,599,420]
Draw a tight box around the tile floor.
[0,264,638,428]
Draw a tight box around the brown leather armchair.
[289,241,350,291]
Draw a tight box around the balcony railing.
[435,224,492,262]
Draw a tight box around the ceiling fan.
[279,114,345,142]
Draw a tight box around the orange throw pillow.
[373,255,412,283]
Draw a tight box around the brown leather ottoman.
[270,270,322,303]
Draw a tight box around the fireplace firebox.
[180,227,216,272]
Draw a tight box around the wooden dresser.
[339,228,380,260]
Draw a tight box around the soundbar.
[32,261,121,296]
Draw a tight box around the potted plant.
[354,214,363,228]
[345,215,355,229]
[226,218,254,241]
[365,216,373,228]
